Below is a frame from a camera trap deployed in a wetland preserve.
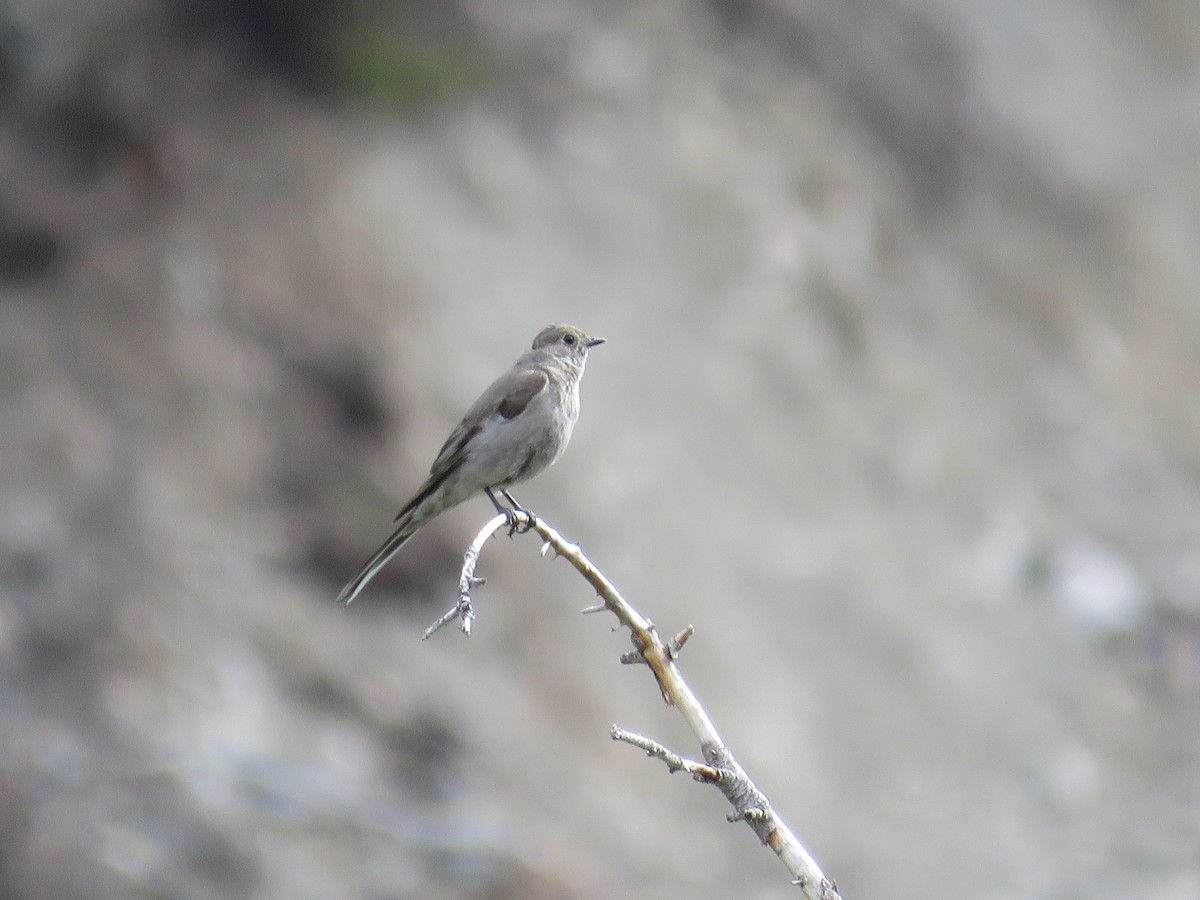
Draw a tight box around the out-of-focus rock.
[2,1,1199,898]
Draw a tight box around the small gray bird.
[337,323,604,605]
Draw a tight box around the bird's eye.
[562,333,577,346]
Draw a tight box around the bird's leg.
[485,487,508,515]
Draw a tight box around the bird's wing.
[391,368,549,522]
[427,367,549,480]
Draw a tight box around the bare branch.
[421,512,509,639]
[610,725,723,782]
[426,509,841,899]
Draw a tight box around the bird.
[337,323,604,605]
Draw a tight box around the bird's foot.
[503,506,535,536]
[487,487,534,535]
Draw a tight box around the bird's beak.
[585,336,605,348]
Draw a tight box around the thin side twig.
[609,725,723,782]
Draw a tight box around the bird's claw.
[503,508,534,537]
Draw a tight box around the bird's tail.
[336,523,417,605]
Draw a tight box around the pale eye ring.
[562,333,577,346]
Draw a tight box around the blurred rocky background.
[2,0,1199,897]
